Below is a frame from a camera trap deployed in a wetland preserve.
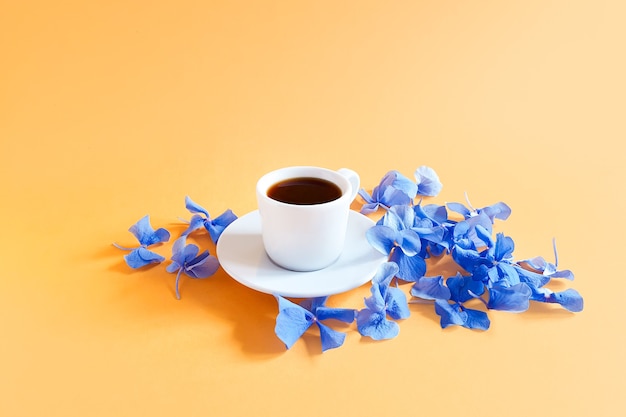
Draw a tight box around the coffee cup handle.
[337,168,360,202]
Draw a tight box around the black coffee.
[267,177,342,205]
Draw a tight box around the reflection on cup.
[256,166,360,272]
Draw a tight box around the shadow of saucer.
[94,230,295,356]
[181,269,291,357]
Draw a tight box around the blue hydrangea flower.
[450,226,583,313]
[446,272,485,303]
[411,273,490,330]
[451,227,533,312]
[166,236,220,299]
[274,295,356,352]
[518,239,575,280]
[414,165,443,197]
[434,299,490,330]
[446,197,511,249]
[181,196,237,243]
[368,204,450,279]
[409,275,451,300]
[453,227,516,285]
[412,202,451,257]
[357,262,410,340]
[358,170,417,214]
[113,215,170,268]
[485,283,532,312]
[447,195,512,223]
[366,206,427,281]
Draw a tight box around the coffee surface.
[267,177,342,205]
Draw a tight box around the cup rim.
[256,166,352,208]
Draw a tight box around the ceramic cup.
[256,166,360,272]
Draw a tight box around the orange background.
[1,1,625,416]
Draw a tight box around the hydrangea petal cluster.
[166,236,220,300]
[356,262,410,340]
[274,295,356,352]
[113,215,170,268]
[408,197,583,328]
[114,198,234,299]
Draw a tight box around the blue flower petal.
[166,262,181,273]
[316,306,356,323]
[388,170,418,199]
[371,262,399,293]
[519,256,575,281]
[451,245,484,272]
[389,250,426,282]
[410,276,451,300]
[128,215,153,243]
[181,214,206,237]
[414,166,442,197]
[416,203,448,225]
[452,220,471,242]
[182,242,200,263]
[412,225,446,246]
[434,300,467,328]
[531,288,584,312]
[463,308,490,330]
[185,252,220,279]
[274,296,314,349]
[486,265,501,286]
[380,205,411,231]
[153,228,171,245]
[494,233,515,261]
[487,283,532,312]
[447,202,471,218]
[520,256,547,271]
[129,215,170,246]
[474,224,494,248]
[385,286,410,320]
[356,309,400,340]
[497,263,520,286]
[366,225,397,255]
[381,187,413,207]
[169,236,188,266]
[316,322,347,352]
[465,212,496,247]
[480,202,511,221]
[364,283,386,312]
[360,202,381,215]
[364,285,385,311]
[515,266,551,289]
[358,188,374,204]
[397,229,422,256]
[299,296,327,313]
[124,247,165,268]
[447,273,485,303]
[206,209,238,243]
[185,196,210,217]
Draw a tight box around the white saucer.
[216,210,387,297]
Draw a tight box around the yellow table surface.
[2,1,625,416]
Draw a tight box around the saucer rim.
[216,210,387,297]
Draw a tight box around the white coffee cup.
[256,166,360,272]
